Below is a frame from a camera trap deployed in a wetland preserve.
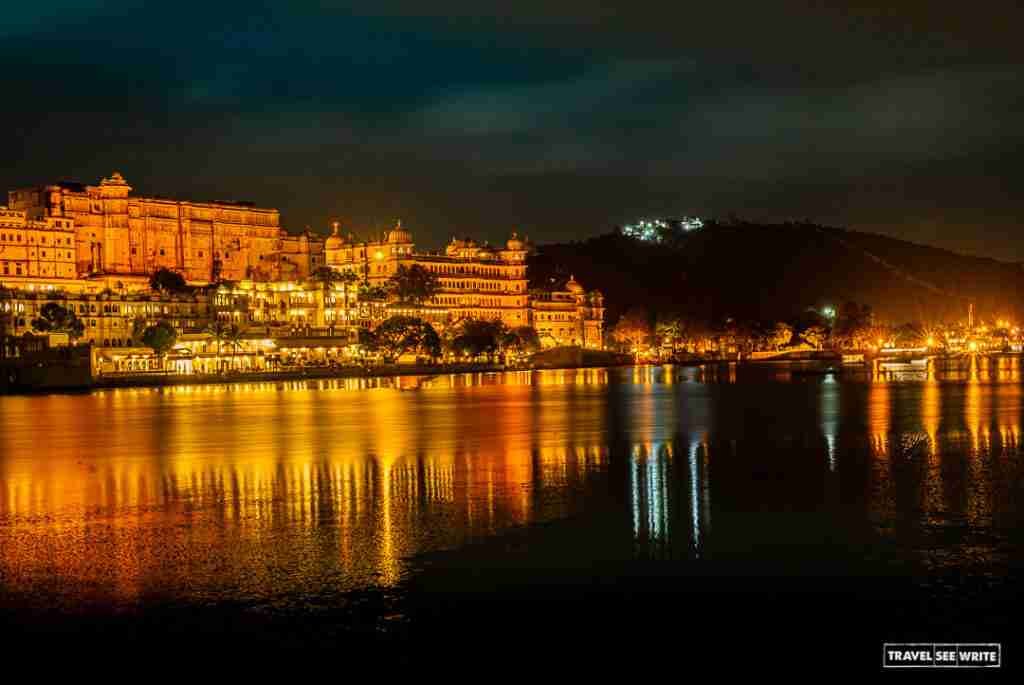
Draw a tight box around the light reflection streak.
[869,380,891,457]
[689,437,702,556]
[821,376,839,471]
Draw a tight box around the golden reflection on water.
[0,370,614,604]
[2,363,1023,607]
[869,381,891,456]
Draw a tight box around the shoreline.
[1,359,635,395]
[3,351,1016,395]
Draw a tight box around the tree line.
[611,301,944,355]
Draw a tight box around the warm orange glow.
[0,371,618,601]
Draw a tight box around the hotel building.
[325,222,532,329]
[0,288,211,348]
[530,277,605,349]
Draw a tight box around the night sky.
[3,2,1022,258]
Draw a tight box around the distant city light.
[621,217,704,243]
[822,306,835,319]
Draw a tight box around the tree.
[372,316,441,361]
[205,320,242,372]
[311,266,360,328]
[387,264,439,305]
[130,317,147,345]
[150,268,188,294]
[770,322,793,349]
[893,323,926,348]
[358,282,389,301]
[655,315,684,348]
[337,270,359,325]
[612,307,650,354]
[833,301,873,348]
[357,327,379,355]
[31,302,85,340]
[310,265,343,290]
[801,325,827,350]
[225,323,244,369]
[444,319,507,358]
[502,326,541,355]
[142,320,177,359]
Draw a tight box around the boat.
[878,357,929,371]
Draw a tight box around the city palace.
[1,172,604,368]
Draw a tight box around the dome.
[566,275,584,293]
[445,237,463,255]
[506,231,525,250]
[326,222,345,250]
[387,220,412,244]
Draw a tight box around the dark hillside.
[529,222,1024,326]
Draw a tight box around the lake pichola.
[1,363,1021,665]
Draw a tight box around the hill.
[528,221,1024,326]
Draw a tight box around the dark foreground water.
[1,363,1022,669]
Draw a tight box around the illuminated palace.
[325,222,530,328]
[325,222,604,346]
[8,172,323,284]
[2,172,604,352]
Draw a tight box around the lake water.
[1,363,1022,661]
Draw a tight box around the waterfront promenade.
[2,346,633,393]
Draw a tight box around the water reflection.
[1,363,1023,611]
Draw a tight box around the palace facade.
[0,207,76,281]
[325,222,533,329]
[3,172,605,350]
[530,276,605,349]
[0,287,211,348]
[8,173,320,283]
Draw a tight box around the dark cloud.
[3,2,1023,258]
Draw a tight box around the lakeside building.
[0,287,212,348]
[323,222,603,346]
[3,172,606,355]
[7,172,320,283]
[325,222,533,329]
[529,276,605,349]
[210,279,366,333]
